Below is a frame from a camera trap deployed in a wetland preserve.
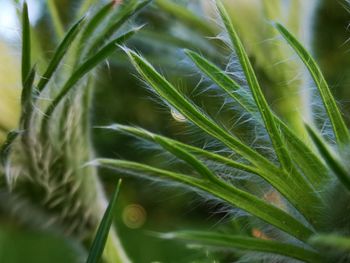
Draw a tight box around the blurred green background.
[1,0,350,262]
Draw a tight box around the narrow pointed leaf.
[88,0,151,54]
[216,0,294,172]
[185,49,257,115]
[97,159,314,242]
[154,135,221,183]
[305,124,350,191]
[41,29,138,135]
[151,136,321,235]
[124,48,276,173]
[124,48,323,220]
[185,49,329,186]
[0,130,20,166]
[276,23,350,146]
[21,66,36,108]
[209,3,325,219]
[162,231,321,263]
[79,1,115,47]
[37,16,86,92]
[281,122,330,186]
[104,124,260,175]
[20,66,36,130]
[21,2,31,86]
[86,179,122,263]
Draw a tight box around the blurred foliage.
[0,42,20,144]
[1,0,350,262]
[0,222,85,263]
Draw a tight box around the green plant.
[0,1,151,262]
[87,179,123,263]
[94,0,350,262]
[217,0,317,136]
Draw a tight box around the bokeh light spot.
[122,204,147,229]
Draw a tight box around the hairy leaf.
[124,48,323,222]
[161,231,321,263]
[79,2,115,48]
[306,124,350,191]
[185,49,329,186]
[104,124,260,175]
[276,23,350,147]
[96,159,314,242]
[216,0,294,172]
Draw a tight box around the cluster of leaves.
[93,0,350,262]
[0,1,152,262]
[2,0,350,262]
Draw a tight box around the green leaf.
[107,124,326,225]
[104,124,260,175]
[185,49,329,186]
[124,48,275,173]
[21,2,31,86]
[76,1,118,63]
[0,130,20,166]
[276,23,350,147]
[21,67,36,108]
[124,48,323,222]
[79,2,115,51]
[154,135,219,183]
[20,66,36,130]
[86,179,122,263]
[309,234,350,251]
[151,135,321,239]
[185,49,258,118]
[188,4,325,220]
[36,16,86,93]
[305,124,350,191]
[215,4,325,204]
[161,231,321,263]
[281,122,330,187]
[96,159,314,242]
[41,28,139,136]
[216,0,294,172]
[87,0,151,55]
[20,3,37,132]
